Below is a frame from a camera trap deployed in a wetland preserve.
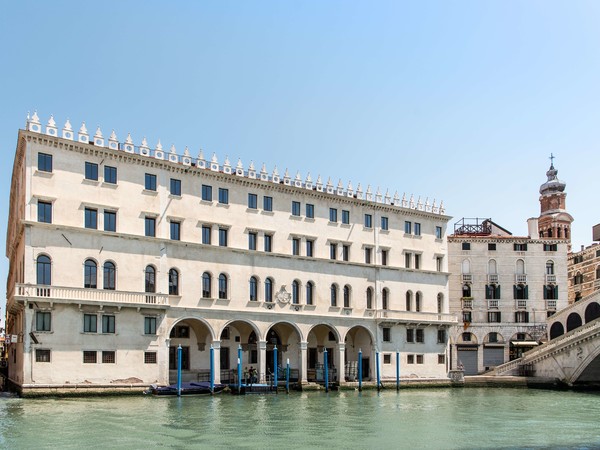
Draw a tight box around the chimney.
[527,218,539,239]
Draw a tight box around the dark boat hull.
[147,382,226,396]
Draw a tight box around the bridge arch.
[569,338,600,385]
[567,313,583,332]
[584,302,600,323]
[549,322,565,340]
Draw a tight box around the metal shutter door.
[483,347,505,367]
[457,348,478,375]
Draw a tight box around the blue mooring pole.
[358,348,363,392]
[210,345,215,394]
[286,358,290,394]
[324,348,329,393]
[237,345,242,393]
[274,345,278,392]
[177,344,182,397]
[376,351,381,391]
[396,351,400,391]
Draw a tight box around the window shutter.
[513,285,517,299]
[524,285,529,299]
[554,285,558,299]
[497,285,501,299]
[543,286,547,300]
[485,285,491,299]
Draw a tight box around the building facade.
[568,242,600,304]
[447,162,572,375]
[4,113,455,394]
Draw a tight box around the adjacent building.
[4,113,456,394]
[448,161,572,375]
[567,227,600,304]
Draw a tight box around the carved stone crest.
[276,286,291,304]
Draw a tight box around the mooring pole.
[237,345,242,393]
[324,348,329,393]
[177,344,182,397]
[358,348,363,392]
[396,351,400,391]
[274,345,278,392]
[376,351,381,391]
[286,358,290,394]
[210,345,215,394]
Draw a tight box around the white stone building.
[4,113,455,394]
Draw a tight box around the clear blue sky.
[1,1,599,319]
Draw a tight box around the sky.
[1,1,599,320]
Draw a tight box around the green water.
[1,388,599,449]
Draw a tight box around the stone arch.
[266,320,304,343]
[343,325,375,381]
[584,302,600,323]
[569,338,600,384]
[549,321,565,340]
[169,316,217,341]
[307,323,341,343]
[566,313,583,332]
[265,321,303,376]
[221,318,261,341]
[483,331,505,344]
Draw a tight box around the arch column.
[212,340,221,383]
[258,340,267,383]
[300,341,308,382]
[338,343,346,382]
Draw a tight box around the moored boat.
[146,381,226,396]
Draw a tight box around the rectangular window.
[414,223,421,236]
[365,247,372,264]
[436,257,443,272]
[515,311,529,323]
[264,234,273,252]
[219,228,228,247]
[382,249,389,266]
[84,314,97,333]
[83,351,97,364]
[36,349,51,363]
[436,226,443,239]
[85,162,98,181]
[306,204,314,218]
[248,193,257,209]
[488,243,497,251]
[406,329,414,343]
[416,329,424,343]
[306,240,314,257]
[405,252,412,269]
[102,351,116,364]
[438,354,445,364]
[383,354,392,364]
[329,208,338,222]
[36,311,51,331]
[218,188,229,204]
[407,354,414,364]
[104,211,116,232]
[145,173,157,191]
[383,327,391,342]
[342,245,350,262]
[543,243,558,251]
[437,329,446,344]
[514,243,528,251]
[488,311,502,323]
[292,238,300,256]
[38,153,53,172]
[292,201,301,216]
[462,242,471,251]
[381,216,389,230]
[263,196,273,211]
[37,201,52,223]
[364,214,372,228]
[414,254,420,270]
[145,216,156,237]
[202,225,211,244]
[102,315,115,334]
[249,232,257,251]
[170,178,181,196]
[416,354,424,364]
[104,166,117,184]
[201,184,212,201]
[170,221,181,241]
[342,210,350,225]
[330,243,338,260]
[404,221,412,234]
[144,317,157,335]
[85,208,98,229]
[462,311,472,323]
[144,352,157,364]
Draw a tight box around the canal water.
[1,388,599,449]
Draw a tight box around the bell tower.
[537,154,573,243]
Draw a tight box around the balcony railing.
[377,309,458,324]
[594,279,600,288]
[488,300,499,309]
[13,284,169,306]
[487,274,499,283]
[515,299,527,309]
[462,274,473,283]
[515,274,527,283]
[546,300,557,311]
[462,298,473,309]
[545,274,557,284]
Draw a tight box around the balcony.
[594,279,600,289]
[515,299,527,309]
[488,300,499,309]
[462,274,473,283]
[546,300,557,311]
[515,274,527,283]
[13,284,170,307]
[487,274,499,283]
[545,274,557,284]
[377,309,457,325]
[461,298,473,309]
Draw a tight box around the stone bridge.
[492,290,600,387]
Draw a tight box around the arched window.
[265,278,273,303]
[306,281,314,305]
[84,259,97,289]
[202,272,212,298]
[574,272,583,285]
[292,280,300,304]
[557,228,562,238]
[330,284,338,307]
[516,259,525,275]
[462,284,471,298]
[168,268,179,295]
[415,292,422,312]
[145,266,156,293]
[546,261,554,275]
[103,261,116,290]
[564,228,569,239]
[249,276,258,301]
[343,285,351,308]
[461,259,471,274]
[596,265,600,280]
[437,293,443,313]
[488,259,497,274]
[405,291,412,311]
[218,273,228,299]
[37,255,51,285]
[547,228,553,238]
[366,287,373,309]
[382,288,389,310]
